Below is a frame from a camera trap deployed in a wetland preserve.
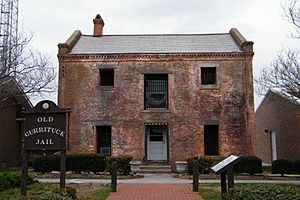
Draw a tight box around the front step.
[138,164,172,174]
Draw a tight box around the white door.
[147,126,167,161]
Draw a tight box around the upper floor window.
[100,69,114,86]
[201,67,216,85]
[144,74,168,110]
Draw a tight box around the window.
[97,126,111,156]
[144,74,168,110]
[99,69,114,86]
[204,125,219,155]
[201,67,216,85]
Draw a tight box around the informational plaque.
[22,100,68,150]
[211,155,240,174]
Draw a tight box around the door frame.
[144,124,169,163]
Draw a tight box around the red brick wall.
[58,55,255,164]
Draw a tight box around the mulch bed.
[32,172,144,179]
[175,173,300,180]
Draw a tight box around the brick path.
[106,184,203,200]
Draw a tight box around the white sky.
[18,0,300,108]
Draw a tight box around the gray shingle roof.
[69,33,243,54]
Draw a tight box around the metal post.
[192,158,199,192]
[111,159,117,192]
[60,150,66,189]
[220,171,227,199]
[20,150,28,196]
[227,167,234,190]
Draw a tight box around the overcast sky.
[19,0,300,108]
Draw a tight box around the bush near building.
[187,157,214,175]
[234,156,262,175]
[33,154,105,174]
[272,159,300,175]
[32,154,133,175]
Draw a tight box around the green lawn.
[0,183,111,200]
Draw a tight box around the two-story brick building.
[57,14,255,165]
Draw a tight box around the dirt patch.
[71,184,105,199]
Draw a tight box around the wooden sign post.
[19,100,70,196]
[211,155,240,199]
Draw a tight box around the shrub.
[67,154,105,174]
[272,159,300,175]
[105,155,133,175]
[187,157,214,175]
[234,156,262,175]
[0,172,34,191]
[53,186,77,199]
[33,154,105,174]
[30,191,74,200]
[224,184,300,200]
[32,155,60,174]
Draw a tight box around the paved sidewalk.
[106,184,202,200]
[36,174,300,185]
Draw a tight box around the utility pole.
[0,0,19,76]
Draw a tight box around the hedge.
[105,155,133,175]
[0,172,34,191]
[33,154,105,174]
[224,184,300,200]
[187,157,214,175]
[272,159,300,175]
[234,156,262,175]
[32,154,133,175]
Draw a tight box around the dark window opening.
[201,67,216,85]
[97,126,111,156]
[100,69,114,86]
[204,125,219,156]
[144,74,168,109]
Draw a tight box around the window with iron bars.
[144,74,168,110]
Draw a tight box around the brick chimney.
[93,14,104,37]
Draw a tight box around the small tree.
[0,33,56,110]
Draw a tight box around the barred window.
[144,74,168,110]
[97,126,111,156]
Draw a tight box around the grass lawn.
[0,183,111,200]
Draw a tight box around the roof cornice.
[58,52,254,62]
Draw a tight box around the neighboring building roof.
[0,77,32,108]
[256,90,300,113]
[69,33,243,55]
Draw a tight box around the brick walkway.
[106,184,203,200]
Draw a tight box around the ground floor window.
[204,125,219,155]
[97,126,111,156]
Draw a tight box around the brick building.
[256,90,300,164]
[57,15,255,166]
[0,77,32,168]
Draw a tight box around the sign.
[22,100,68,150]
[211,155,240,174]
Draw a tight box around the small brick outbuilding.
[0,77,32,168]
[256,90,300,164]
[57,15,255,165]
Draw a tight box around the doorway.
[146,125,168,161]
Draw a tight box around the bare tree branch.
[255,49,300,102]
[0,32,56,109]
[282,0,300,38]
